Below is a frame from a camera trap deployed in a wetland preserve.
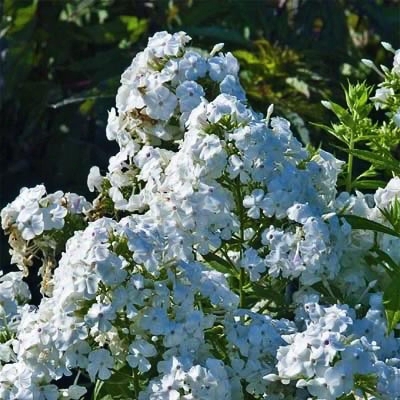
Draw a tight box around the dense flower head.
[1,31,400,399]
[0,186,91,294]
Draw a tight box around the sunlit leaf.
[383,273,400,333]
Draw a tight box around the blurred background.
[1,0,399,268]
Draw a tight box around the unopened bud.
[368,279,378,289]
[321,100,332,110]
[266,104,274,122]
[361,58,375,68]
[381,42,395,53]
[380,64,390,74]
[210,43,224,56]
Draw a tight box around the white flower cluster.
[266,294,400,399]
[1,31,400,399]
[367,42,400,127]
[1,185,91,293]
[90,30,247,213]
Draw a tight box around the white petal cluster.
[368,42,400,129]
[1,185,92,294]
[266,294,400,400]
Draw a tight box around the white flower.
[95,253,127,286]
[42,203,67,230]
[59,385,87,399]
[85,303,116,332]
[63,192,91,214]
[176,80,204,112]
[374,176,400,209]
[147,31,190,58]
[87,348,114,381]
[370,87,394,109]
[220,74,246,100]
[140,307,171,335]
[117,83,146,112]
[185,360,231,399]
[64,341,91,370]
[31,383,59,400]
[127,339,157,372]
[208,52,239,82]
[393,108,400,127]
[393,49,400,74]
[16,206,44,240]
[286,203,313,223]
[321,362,353,399]
[243,189,269,219]
[144,85,177,121]
[87,166,104,192]
[240,248,266,281]
[178,51,208,80]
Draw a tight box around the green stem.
[239,267,245,308]
[93,380,104,400]
[234,178,246,309]
[133,369,140,398]
[346,128,355,193]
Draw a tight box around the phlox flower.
[16,205,44,240]
[64,341,91,370]
[370,87,394,109]
[208,52,240,82]
[95,253,127,286]
[85,303,116,332]
[87,349,114,381]
[147,31,190,58]
[140,307,171,335]
[144,85,178,121]
[243,189,269,219]
[127,339,157,372]
[220,74,246,101]
[240,247,266,281]
[59,385,87,399]
[42,203,67,230]
[300,361,354,400]
[176,80,204,112]
[178,51,208,80]
[227,154,251,183]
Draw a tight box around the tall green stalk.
[234,178,246,309]
[346,127,355,193]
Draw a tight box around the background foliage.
[1,0,399,268]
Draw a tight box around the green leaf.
[120,16,148,42]
[352,180,387,190]
[312,122,346,143]
[366,246,400,278]
[379,198,400,233]
[348,149,400,174]
[324,101,354,127]
[5,0,38,33]
[342,215,400,238]
[202,252,235,275]
[234,50,260,65]
[94,366,135,399]
[383,273,400,333]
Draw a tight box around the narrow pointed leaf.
[203,252,234,274]
[343,215,400,238]
[383,273,400,333]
